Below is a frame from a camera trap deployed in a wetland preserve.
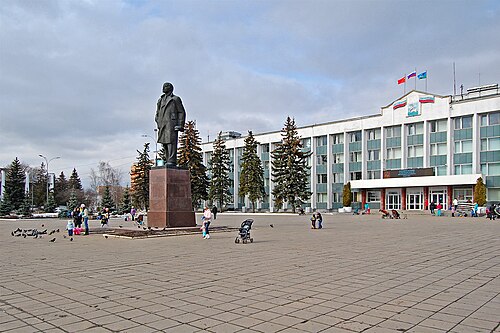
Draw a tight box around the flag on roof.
[418,71,427,79]
[419,96,434,103]
[393,100,407,110]
[397,76,406,85]
[407,71,416,79]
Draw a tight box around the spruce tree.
[67,190,78,211]
[32,163,47,207]
[101,185,115,210]
[208,132,232,210]
[19,191,32,217]
[0,191,13,216]
[239,131,265,213]
[178,120,209,210]
[132,143,152,210]
[3,157,27,210]
[68,168,83,191]
[474,177,487,206]
[271,117,311,213]
[119,185,132,214]
[54,171,69,206]
[68,168,84,203]
[45,192,57,213]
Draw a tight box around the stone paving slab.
[1,213,499,332]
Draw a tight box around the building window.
[368,150,380,161]
[455,140,473,153]
[481,137,500,151]
[367,129,380,140]
[407,145,423,157]
[367,170,380,179]
[386,147,401,159]
[317,193,327,203]
[430,143,447,155]
[317,155,327,165]
[350,151,362,162]
[435,166,447,176]
[455,164,472,175]
[350,172,362,180]
[332,133,344,144]
[481,163,500,176]
[454,188,473,201]
[480,112,500,126]
[332,173,344,183]
[430,119,447,133]
[454,115,473,129]
[349,131,362,143]
[261,144,270,153]
[332,153,344,163]
[367,191,381,202]
[407,123,423,136]
[317,174,327,183]
[332,192,341,202]
[386,126,401,138]
[316,136,327,146]
[301,138,311,149]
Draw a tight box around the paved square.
[1,213,499,332]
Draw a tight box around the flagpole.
[414,68,417,90]
[404,74,406,94]
[425,69,428,92]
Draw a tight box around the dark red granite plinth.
[148,167,196,228]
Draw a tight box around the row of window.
[306,113,500,148]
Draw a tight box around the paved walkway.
[1,213,499,332]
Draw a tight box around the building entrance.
[386,191,401,210]
[407,192,423,210]
[430,190,448,210]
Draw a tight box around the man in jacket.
[155,82,186,167]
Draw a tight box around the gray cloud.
[1,0,499,186]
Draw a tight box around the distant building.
[200,83,500,211]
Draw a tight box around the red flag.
[398,76,406,85]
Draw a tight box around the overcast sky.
[1,0,499,187]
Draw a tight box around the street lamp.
[141,129,159,166]
[38,154,60,205]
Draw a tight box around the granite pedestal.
[148,167,196,228]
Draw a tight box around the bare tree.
[89,161,123,209]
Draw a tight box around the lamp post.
[38,154,60,205]
[141,129,158,165]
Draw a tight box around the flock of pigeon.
[10,224,73,242]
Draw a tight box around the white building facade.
[201,84,500,211]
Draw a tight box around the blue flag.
[418,71,427,79]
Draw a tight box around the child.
[66,220,74,236]
[310,214,317,229]
[202,207,212,239]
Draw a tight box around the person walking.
[430,201,436,215]
[130,206,136,221]
[202,206,212,239]
[436,202,443,216]
[316,212,323,229]
[81,204,89,235]
[453,198,458,211]
[212,205,218,220]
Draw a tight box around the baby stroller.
[391,210,401,219]
[379,209,391,218]
[235,219,254,244]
